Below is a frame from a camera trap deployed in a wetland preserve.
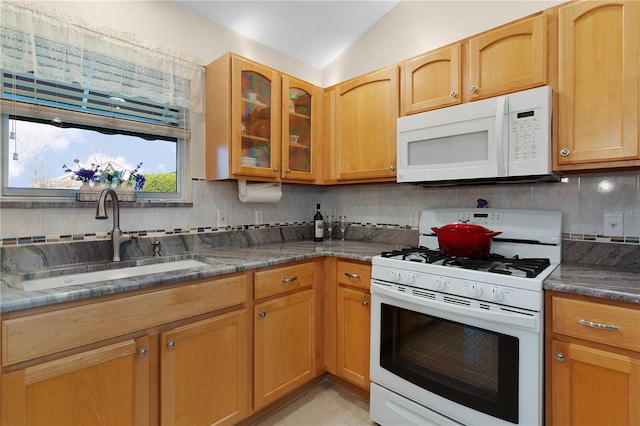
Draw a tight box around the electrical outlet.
[409,210,420,227]
[217,210,228,228]
[255,210,264,225]
[603,212,623,237]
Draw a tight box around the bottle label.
[315,220,324,238]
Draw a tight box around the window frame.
[1,95,190,203]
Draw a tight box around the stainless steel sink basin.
[22,259,210,292]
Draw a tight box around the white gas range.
[370,208,562,426]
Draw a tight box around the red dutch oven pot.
[431,221,502,258]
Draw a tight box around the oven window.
[380,303,519,423]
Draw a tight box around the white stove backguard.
[419,208,563,264]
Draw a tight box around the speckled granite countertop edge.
[0,240,394,313]
[544,263,640,305]
[3,240,640,313]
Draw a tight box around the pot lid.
[434,220,495,234]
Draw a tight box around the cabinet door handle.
[555,352,565,362]
[449,90,457,98]
[389,165,395,171]
[259,311,266,318]
[285,168,291,173]
[362,300,369,306]
[138,348,148,357]
[281,276,298,283]
[344,272,360,279]
[470,85,478,93]
[167,340,176,349]
[578,318,618,331]
[560,148,570,157]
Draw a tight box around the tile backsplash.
[2,170,639,246]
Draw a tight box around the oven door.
[370,281,542,426]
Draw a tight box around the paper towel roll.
[238,180,282,203]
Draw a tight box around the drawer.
[336,260,371,290]
[254,261,315,299]
[2,274,247,366]
[552,296,640,352]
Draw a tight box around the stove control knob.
[490,286,504,302]
[388,270,401,282]
[435,277,446,290]
[402,272,415,284]
[469,283,483,297]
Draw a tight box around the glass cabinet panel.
[286,87,312,173]
[240,71,272,169]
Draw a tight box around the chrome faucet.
[95,188,133,262]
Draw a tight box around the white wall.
[323,0,567,85]
[3,0,639,242]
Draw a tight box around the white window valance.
[0,1,204,114]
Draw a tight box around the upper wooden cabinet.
[400,13,547,116]
[323,65,399,183]
[400,44,462,115]
[205,53,320,183]
[556,0,640,170]
[467,13,547,101]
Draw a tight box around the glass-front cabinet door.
[282,76,316,181]
[231,56,281,179]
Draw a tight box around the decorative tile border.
[3,225,638,247]
[0,221,312,247]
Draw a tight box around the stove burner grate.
[381,247,551,278]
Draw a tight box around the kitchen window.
[0,1,204,202]
[1,72,185,200]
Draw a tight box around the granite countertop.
[0,240,397,313]
[3,235,640,314]
[544,263,640,305]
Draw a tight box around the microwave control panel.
[509,108,543,161]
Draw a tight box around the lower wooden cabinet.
[334,259,372,391]
[2,337,150,425]
[336,286,371,390]
[546,291,640,426]
[550,339,640,426]
[254,288,316,409]
[160,310,248,426]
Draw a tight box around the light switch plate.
[217,210,228,228]
[603,212,623,237]
[409,211,420,227]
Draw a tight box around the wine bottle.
[314,203,324,242]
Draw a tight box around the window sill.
[0,200,193,209]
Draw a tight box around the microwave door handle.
[495,96,507,176]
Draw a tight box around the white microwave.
[397,86,559,185]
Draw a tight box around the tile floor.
[255,381,376,426]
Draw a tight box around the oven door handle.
[372,284,538,331]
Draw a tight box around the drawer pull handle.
[578,318,618,331]
[281,276,298,283]
[344,272,360,279]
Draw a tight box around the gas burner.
[380,247,551,278]
[381,247,447,263]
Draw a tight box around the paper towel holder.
[238,179,282,203]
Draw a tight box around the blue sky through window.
[7,119,176,190]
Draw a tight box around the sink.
[22,259,210,292]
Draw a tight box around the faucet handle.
[152,240,161,257]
